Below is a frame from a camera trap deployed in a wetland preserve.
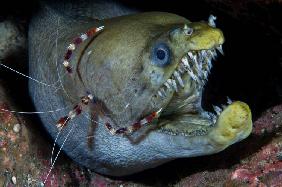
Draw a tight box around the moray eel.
[29,1,252,176]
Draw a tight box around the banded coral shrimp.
[0,15,164,185]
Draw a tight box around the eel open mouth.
[154,45,223,134]
[152,43,252,145]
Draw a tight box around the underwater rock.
[177,104,282,187]
[0,20,25,61]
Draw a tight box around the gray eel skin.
[29,0,252,176]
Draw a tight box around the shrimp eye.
[151,43,171,67]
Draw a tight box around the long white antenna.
[0,107,68,114]
[0,63,59,88]
[43,121,77,185]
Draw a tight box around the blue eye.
[151,43,171,67]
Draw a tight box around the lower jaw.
[159,115,214,136]
[157,100,252,152]
[158,113,214,136]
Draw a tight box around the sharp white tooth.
[201,50,207,58]
[158,91,164,98]
[201,79,206,86]
[208,112,217,123]
[182,57,193,73]
[213,105,222,116]
[208,15,217,27]
[173,71,184,88]
[187,52,197,66]
[227,97,233,104]
[212,115,217,123]
[167,79,178,92]
[205,52,213,71]
[194,56,201,75]
[221,104,227,109]
[207,50,216,60]
[171,79,178,92]
[188,52,198,63]
[212,49,217,60]
[197,52,203,74]
[161,88,166,96]
[187,52,193,59]
[188,52,202,77]
[187,69,201,85]
[207,50,212,56]
[181,57,189,67]
[194,54,199,63]
[167,79,173,86]
[206,57,212,71]
[182,56,202,85]
[178,77,185,88]
[187,69,196,81]
[216,45,224,55]
[178,65,185,74]
[203,71,208,80]
[164,82,172,91]
[214,50,218,58]
[201,111,211,119]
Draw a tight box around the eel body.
[28,1,252,176]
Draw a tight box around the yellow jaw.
[208,101,252,148]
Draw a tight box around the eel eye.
[157,49,166,60]
[151,43,171,67]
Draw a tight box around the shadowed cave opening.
[0,0,282,186]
